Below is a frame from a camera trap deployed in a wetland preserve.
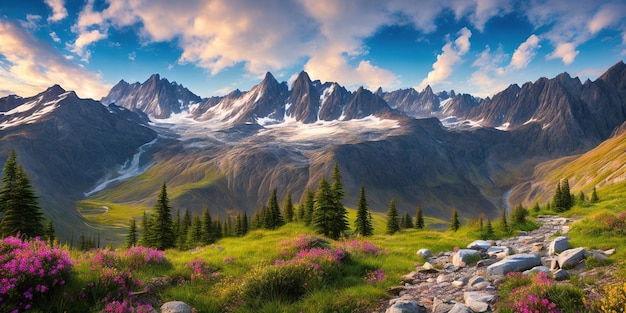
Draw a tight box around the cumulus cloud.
[547,42,579,65]
[523,0,626,65]
[20,14,42,30]
[416,27,472,90]
[44,0,68,22]
[510,34,541,69]
[49,31,61,43]
[0,19,110,99]
[469,45,509,97]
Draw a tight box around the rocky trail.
[380,215,615,313]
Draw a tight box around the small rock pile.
[382,215,614,313]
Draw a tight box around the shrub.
[0,235,73,312]
[103,299,155,313]
[240,261,324,303]
[363,268,385,285]
[124,246,165,270]
[511,205,529,225]
[598,282,626,313]
[496,272,585,313]
[278,234,330,257]
[338,240,387,256]
[186,258,221,281]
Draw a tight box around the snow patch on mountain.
[440,116,484,129]
[0,93,68,130]
[84,137,158,197]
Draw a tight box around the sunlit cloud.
[44,0,68,23]
[547,42,579,65]
[416,27,472,91]
[0,19,110,99]
[510,34,541,69]
[49,31,61,43]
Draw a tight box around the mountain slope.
[0,86,157,239]
[508,121,626,207]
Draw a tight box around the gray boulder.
[452,249,480,267]
[467,240,495,250]
[547,236,569,255]
[487,254,542,276]
[464,291,496,312]
[417,248,433,258]
[557,247,587,268]
[448,303,473,313]
[385,299,426,313]
[161,301,192,313]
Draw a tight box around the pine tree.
[177,209,191,249]
[591,187,599,202]
[533,202,541,212]
[267,189,284,229]
[303,188,315,226]
[450,209,460,232]
[415,206,424,229]
[296,204,305,222]
[485,219,495,239]
[0,150,18,215]
[140,211,151,246]
[0,164,44,238]
[577,191,585,204]
[386,198,401,235]
[242,212,248,235]
[313,177,335,238]
[201,207,213,245]
[45,221,55,245]
[354,185,373,237]
[187,215,202,247]
[478,213,484,232]
[500,208,509,233]
[147,183,176,250]
[552,181,564,212]
[562,179,572,210]
[402,212,414,228]
[329,164,349,239]
[126,219,138,248]
[282,192,294,223]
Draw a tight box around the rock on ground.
[487,253,542,276]
[161,301,192,313]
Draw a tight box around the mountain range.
[1,60,625,243]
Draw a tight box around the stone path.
[379,215,614,313]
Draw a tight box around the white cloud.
[588,3,625,34]
[416,27,472,90]
[546,42,579,65]
[469,45,509,97]
[49,31,61,43]
[128,51,136,61]
[20,14,42,30]
[510,34,541,69]
[0,19,110,99]
[44,0,68,22]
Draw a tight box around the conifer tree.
[402,212,414,228]
[577,191,585,204]
[552,181,564,212]
[187,215,202,246]
[213,218,222,240]
[450,209,460,232]
[126,219,138,248]
[0,159,44,238]
[591,187,599,202]
[267,189,284,229]
[386,198,401,235]
[354,185,373,237]
[296,204,305,222]
[173,209,180,240]
[329,164,349,239]
[533,203,541,212]
[500,208,509,233]
[147,183,176,250]
[478,213,484,232]
[485,219,495,239]
[313,177,336,238]
[0,150,17,215]
[242,212,248,235]
[201,207,213,245]
[45,221,56,245]
[282,192,294,223]
[303,188,315,226]
[415,206,424,229]
[140,211,151,246]
[562,179,572,210]
[177,209,191,249]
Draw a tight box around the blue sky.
[0,0,625,99]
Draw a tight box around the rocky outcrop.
[380,216,613,313]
